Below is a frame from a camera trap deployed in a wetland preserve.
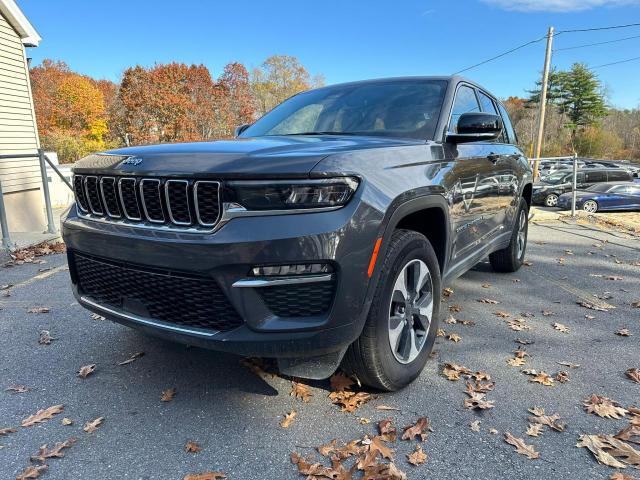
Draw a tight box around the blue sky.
[19,0,640,108]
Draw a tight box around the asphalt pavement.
[1,220,639,479]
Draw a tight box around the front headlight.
[224,177,359,211]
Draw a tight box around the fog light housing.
[251,263,333,277]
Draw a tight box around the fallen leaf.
[615,424,640,445]
[489,428,499,435]
[447,333,462,342]
[494,311,511,318]
[610,473,635,480]
[22,405,64,427]
[183,473,226,480]
[578,300,609,312]
[504,432,539,459]
[83,417,104,433]
[626,368,640,384]
[117,352,144,365]
[442,363,471,381]
[161,387,177,402]
[444,314,457,324]
[477,298,499,304]
[27,307,50,314]
[553,323,569,333]
[465,380,495,394]
[30,438,76,462]
[376,405,401,412]
[78,364,96,378]
[507,357,526,367]
[482,283,491,288]
[515,338,534,345]
[185,440,202,453]
[584,395,628,419]
[558,361,580,369]
[330,372,355,392]
[464,392,495,410]
[507,318,531,331]
[291,381,312,402]
[359,417,371,425]
[0,427,17,436]
[526,423,543,437]
[449,304,462,313]
[523,261,533,266]
[61,418,73,426]
[632,301,640,308]
[436,328,446,337]
[401,417,432,441]
[528,408,566,432]
[585,314,596,319]
[542,310,554,316]
[90,313,105,321]
[38,330,54,345]
[6,384,29,393]
[407,445,427,465]
[470,420,481,432]
[16,465,48,480]
[239,357,275,379]
[280,410,296,429]
[577,434,640,469]
[616,329,632,337]
[530,372,554,387]
[328,390,372,413]
[555,371,570,383]
[442,287,454,297]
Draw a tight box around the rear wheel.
[489,198,528,273]
[344,230,441,391]
[583,200,598,213]
[544,193,559,207]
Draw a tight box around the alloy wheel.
[388,259,433,364]
[583,200,598,213]
[516,209,527,260]
[545,194,558,207]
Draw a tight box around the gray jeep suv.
[63,76,532,390]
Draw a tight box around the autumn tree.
[251,55,323,116]
[218,62,255,134]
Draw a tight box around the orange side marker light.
[367,237,383,278]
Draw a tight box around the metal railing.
[0,149,73,249]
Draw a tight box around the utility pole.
[532,26,554,181]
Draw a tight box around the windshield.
[240,80,448,140]
[542,172,570,184]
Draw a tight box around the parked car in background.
[533,168,633,207]
[557,182,640,212]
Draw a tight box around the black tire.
[489,198,529,273]
[343,229,441,391]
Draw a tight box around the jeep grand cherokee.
[63,77,532,391]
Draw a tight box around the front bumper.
[62,194,382,359]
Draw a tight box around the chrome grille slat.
[73,175,221,232]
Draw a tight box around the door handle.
[487,153,500,164]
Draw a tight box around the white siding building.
[0,0,43,232]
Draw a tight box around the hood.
[72,135,420,178]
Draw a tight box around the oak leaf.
[61,418,73,426]
[161,387,177,402]
[530,372,554,387]
[577,434,640,469]
[38,330,54,345]
[477,298,499,304]
[447,333,462,343]
[626,369,640,384]
[280,410,296,429]
[378,419,397,442]
[464,392,495,410]
[528,408,566,432]
[584,395,628,419]
[328,390,372,413]
[558,361,580,368]
[449,304,462,313]
[30,438,76,462]
[376,405,401,412]
[6,384,29,393]
[504,432,539,459]
[610,473,635,480]
[22,405,64,427]
[555,371,570,383]
[616,329,632,337]
[329,372,355,392]
[401,417,432,441]
[442,287,454,297]
[442,363,471,381]
[183,473,226,480]
[470,420,481,432]
[553,323,569,333]
[0,427,17,436]
[16,465,48,480]
[291,381,312,402]
[407,445,427,465]
[185,440,202,453]
[494,311,511,318]
[507,357,526,367]
[118,352,144,365]
[27,307,50,314]
[526,423,543,437]
[83,416,104,433]
[78,364,96,378]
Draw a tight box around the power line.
[557,22,640,34]
[591,55,640,69]
[452,35,547,75]
[554,34,640,51]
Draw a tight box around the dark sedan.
[557,183,640,213]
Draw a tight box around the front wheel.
[489,198,529,273]
[583,200,598,213]
[343,229,441,391]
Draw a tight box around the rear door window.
[497,102,517,145]
[607,170,631,182]
[585,171,607,183]
[449,85,480,133]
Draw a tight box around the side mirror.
[446,113,503,144]
[234,124,251,137]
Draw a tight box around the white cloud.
[481,0,640,12]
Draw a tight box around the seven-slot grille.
[73,175,221,230]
